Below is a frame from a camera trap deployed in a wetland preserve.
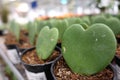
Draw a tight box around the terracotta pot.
[20,46,61,80]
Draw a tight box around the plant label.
[7,49,20,64]
[25,70,47,80]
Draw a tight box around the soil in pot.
[21,47,61,80]
[52,57,113,80]
[22,47,60,65]
[4,30,32,48]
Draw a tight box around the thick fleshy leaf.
[36,26,58,60]
[62,24,116,75]
[10,20,20,41]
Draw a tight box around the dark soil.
[22,49,60,64]
[4,30,32,48]
[53,57,113,80]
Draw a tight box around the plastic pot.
[51,56,117,80]
[20,46,61,80]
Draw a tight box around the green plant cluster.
[91,15,120,35]
[8,13,120,76]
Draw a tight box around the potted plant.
[91,15,120,68]
[20,26,61,80]
[51,23,117,80]
[4,20,32,49]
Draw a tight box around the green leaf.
[62,23,116,75]
[106,17,120,35]
[66,17,82,26]
[28,22,37,45]
[51,19,68,40]
[36,26,59,60]
[10,20,20,41]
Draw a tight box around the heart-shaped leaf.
[62,24,116,75]
[106,17,120,35]
[50,19,68,40]
[36,26,58,60]
[66,17,82,26]
[92,16,120,35]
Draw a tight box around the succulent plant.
[36,20,46,34]
[28,21,37,45]
[80,16,91,26]
[66,17,82,26]
[106,17,120,35]
[50,19,68,40]
[10,20,20,41]
[92,15,106,24]
[62,24,116,75]
[92,16,120,35]
[36,26,59,60]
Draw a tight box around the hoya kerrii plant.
[36,26,59,60]
[21,25,60,80]
[66,17,89,29]
[50,19,68,41]
[27,21,37,45]
[9,20,20,41]
[27,19,54,46]
[61,23,116,75]
[92,15,120,36]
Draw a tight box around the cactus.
[28,22,37,45]
[50,19,68,40]
[62,24,116,75]
[10,20,20,41]
[36,26,59,60]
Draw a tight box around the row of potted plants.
[1,14,120,80]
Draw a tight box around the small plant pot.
[20,46,61,80]
[51,56,117,80]
[6,44,21,64]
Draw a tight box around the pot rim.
[20,46,62,66]
[51,56,116,80]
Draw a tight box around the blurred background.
[0,0,120,80]
[0,0,119,25]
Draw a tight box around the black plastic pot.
[51,56,117,80]
[20,46,61,80]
